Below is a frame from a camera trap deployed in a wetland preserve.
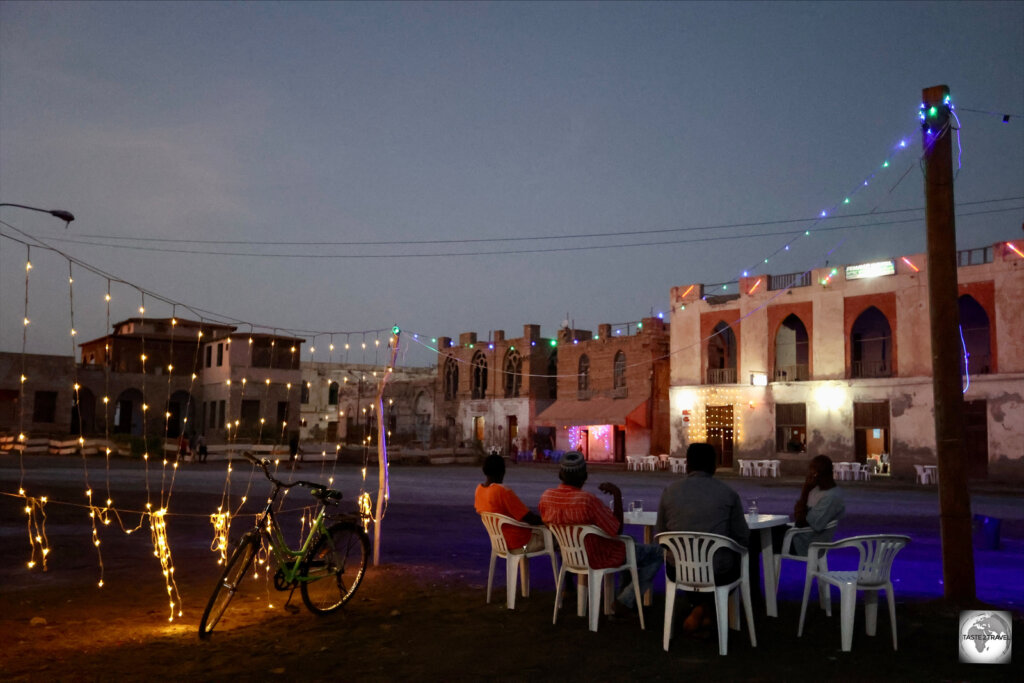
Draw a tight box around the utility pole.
[921,84,976,602]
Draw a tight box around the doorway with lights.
[705,404,734,467]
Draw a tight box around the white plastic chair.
[657,532,757,656]
[658,454,670,470]
[738,459,753,477]
[797,534,911,652]
[774,520,840,613]
[547,524,645,632]
[626,455,640,471]
[643,455,659,471]
[766,460,781,478]
[480,512,559,610]
[913,464,930,485]
[669,457,686,474]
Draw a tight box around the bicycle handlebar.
[239,451,341,501]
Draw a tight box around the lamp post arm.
[0,203,75,225]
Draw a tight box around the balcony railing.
[851,360,891,378]
[774,364,809,382]
[966,353,991,375]
[706,368,737,385]
[957,246,993,267]
[611,385,628,399]
[768,271,812,291]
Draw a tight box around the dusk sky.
[2,1,1021,367]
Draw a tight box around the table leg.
[759,527,779,617]
[643,525,653,606]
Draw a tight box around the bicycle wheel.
[198,532,259,639]
[300,522,370,615]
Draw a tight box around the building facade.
[299,362,436,447]
[536,318,671,462]
[668,241,1024,481]
[197,332,305,442]
[435,324,557,455]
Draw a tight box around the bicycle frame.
[253,483,333,585]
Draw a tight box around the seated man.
[539,451,662,615]
[475,453,545,551]
[787,454,845,556]
[656,442,750,632]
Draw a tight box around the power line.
[15,205,1021,260]
[35,196,1023,248]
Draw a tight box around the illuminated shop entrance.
[705,404,734,467]
[854,401,889,474]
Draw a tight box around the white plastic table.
[623,510,658,605]
[747,513,790,617]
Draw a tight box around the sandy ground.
[1,455,1021,681]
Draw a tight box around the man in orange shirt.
[474,453,545,551]
[540,451,662,615]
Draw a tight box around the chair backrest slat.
[548,524,605,572]
[657,531,742,589]
[481,512,528,555]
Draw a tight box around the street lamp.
[0,203,75,225]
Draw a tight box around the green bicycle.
[198,452,370,638]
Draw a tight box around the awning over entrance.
[535,396,649,428]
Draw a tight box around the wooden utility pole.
[921,84,976,602]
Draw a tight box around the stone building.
[197,332,305,443]
[0,353,76,437]
[668,241,1024,480]
[77,318,235,437]
[536,318,671,462]
[435,324,557,455]
[299,362,436,447]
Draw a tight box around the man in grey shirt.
[657,442,750,578]
[790,455,845,556]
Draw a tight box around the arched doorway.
[166,390,194,438]
[114,388,144,435]
[707,321,737,384]
[71,387,97,435]
[774,314,809,381]
[850,307,892,378]
[958,295,991,375]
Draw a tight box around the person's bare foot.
[682,605,705,632]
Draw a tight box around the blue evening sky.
[1,1,1021,365]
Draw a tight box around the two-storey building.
[535,318,670,462]
[436,324,557,455]
[668,241,1024,480]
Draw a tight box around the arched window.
[328,381,340,405]
[471,350,488,399]
[958,295,991,374]
[547,350,558,399]
[444,357,459,401]
[504,349,522,398]
[707,321,737,384]
[577,354,590,396]
[613,351,626,393]
[850,307,892,378]
[774,314,809,381]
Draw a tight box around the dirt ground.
[1,456,1021,682]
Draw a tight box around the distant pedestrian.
[177,434,191,462]
[196,434,208,463]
